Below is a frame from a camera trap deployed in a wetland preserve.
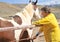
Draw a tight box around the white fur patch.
[34,8,41,18]
[0,17,7,21]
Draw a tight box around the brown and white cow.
[0,0,41,42]
[14,1,41,42]
[14,3,41,42]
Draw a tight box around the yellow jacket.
[32,13,60,42]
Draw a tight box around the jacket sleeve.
[32,17,50,25]
[32,15,56,28]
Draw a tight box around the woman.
[32,6,60,42]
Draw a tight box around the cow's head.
[29,0,38,10]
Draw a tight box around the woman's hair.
[41,6,51,13]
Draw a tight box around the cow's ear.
[34,0,38,5]
[29,0,31,3]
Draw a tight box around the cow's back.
[0,19,15,42]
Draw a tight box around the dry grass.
[0,2,60,19]
[0,2,21,19]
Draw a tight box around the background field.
[0,2,60,19]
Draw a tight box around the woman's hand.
[31,36,37,40]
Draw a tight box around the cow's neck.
[15,12,31,25]
[22,8,33,21]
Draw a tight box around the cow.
[14,0,41,42]
[0,0,41,42]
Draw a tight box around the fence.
[0,25,35,32]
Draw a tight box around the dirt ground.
[32,27,45,42]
